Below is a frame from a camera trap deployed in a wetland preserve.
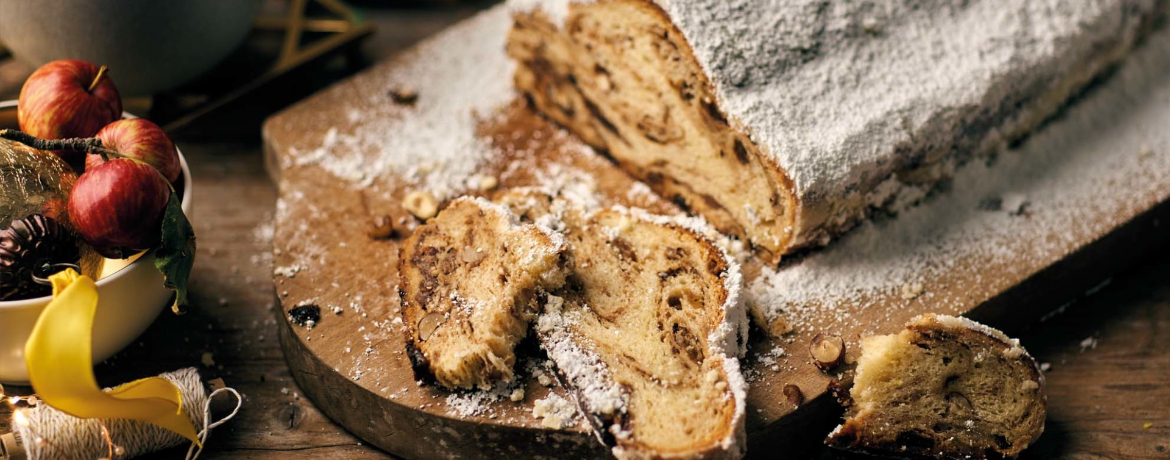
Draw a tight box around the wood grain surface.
[0,3,1166,460]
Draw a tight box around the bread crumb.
[475,175,499,191]
[532,393,579,430]
[510,388,525,402]
[900,282,924,300]
[1079,336,1098,352]
[404,190,439,220]
[274,265,301,278]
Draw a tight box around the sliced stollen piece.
[399,196,569,390]
[498,190,748,460]
[826,314,1046,459]
[507,0,1166,261]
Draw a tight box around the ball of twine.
[11,367,240,460]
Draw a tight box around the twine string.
[11,368,242,460]
[184,387,242,460]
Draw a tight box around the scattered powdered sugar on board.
[445,384,521,418]
[748,25,1170,333]
[284,8,516,199]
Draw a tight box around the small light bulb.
[8,396,20,405]
[114,445,125,456]
[13,409,29,427]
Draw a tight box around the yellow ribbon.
[24,269,200,445]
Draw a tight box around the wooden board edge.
[275,291,608,460]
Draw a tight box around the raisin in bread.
[826,314,1046,459]
[399,196,568,390]
[507,0,1163,261]
[498,190,748,460]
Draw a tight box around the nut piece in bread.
[826,314,1046,459]
[498,190,748,460]
[399,196,568,390]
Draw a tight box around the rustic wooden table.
[1,3,1167,459]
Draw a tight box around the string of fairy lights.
[1,383,124,460]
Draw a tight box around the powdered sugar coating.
[746,24,1170,335]
[714,344,748,457]
[509,0,1163,246]
[535,294,630,441]
[920,314,1015,349]
[283,9,515,199]
[465,195,570,257]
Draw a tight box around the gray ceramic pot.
[0,0,260,96]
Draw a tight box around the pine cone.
[0,214,82,301]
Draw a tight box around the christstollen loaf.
[507,0,1165,261]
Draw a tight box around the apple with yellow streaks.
[68,158,169,259]
[86,119,180,183]
[18,60,122,158]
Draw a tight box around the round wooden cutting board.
[261,6,1170,460]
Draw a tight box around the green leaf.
[154,192,196,314]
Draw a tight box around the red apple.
[18,60,122,156]
[86,119,180,183]
[68,159,170,259]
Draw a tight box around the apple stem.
[88,65,108,93]
[0,129,123,160]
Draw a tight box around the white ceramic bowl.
[0,101,194,384]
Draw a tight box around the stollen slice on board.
[827,314,1046,459]
[399,196,569,390]
[498,190,749,460]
